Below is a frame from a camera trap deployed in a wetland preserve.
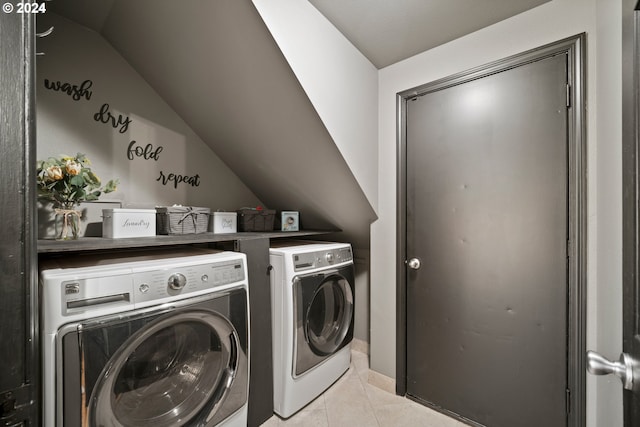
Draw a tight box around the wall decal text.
[127,140,163,161]
[157,171,201,189]
[44,76,204,193]
[94,103,132,134]
[43,78,93,101]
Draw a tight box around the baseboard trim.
[351,338,369,354]
[349,339,396,394]
[368,369,395,394]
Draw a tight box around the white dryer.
[269,241,355,418]
[40,248,249,427]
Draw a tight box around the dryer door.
[60,290,248,427]
[293,264,355,376]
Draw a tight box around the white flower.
[65,160,82,176]
[45,165,63,181]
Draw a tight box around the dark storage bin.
[156,206,210,234]
[237,208,275,232]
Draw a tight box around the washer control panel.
[47,251,247,318]
[167,273,187,290]
[134,259,245,303]
[293,247,352,271]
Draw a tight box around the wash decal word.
[43,78,93,101]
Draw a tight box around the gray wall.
[37,13,262,237]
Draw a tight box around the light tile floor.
[260,350,468,427]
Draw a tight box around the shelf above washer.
[37,230,338,254]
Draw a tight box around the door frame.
[0,9,39,427]
[395,34,587,426]
[622,1,639,424]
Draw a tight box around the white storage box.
[102,209,156,238]
[212,212,237,234]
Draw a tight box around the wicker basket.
[156,206,210,234]
[237,208,275,232]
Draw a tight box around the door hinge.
[565,388,571,414]
[566,84,571,108]
[567,240,571,259]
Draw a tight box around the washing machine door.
[60,290,248,427]
[293,264,355,376]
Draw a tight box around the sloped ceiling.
[47,0,551,69]
[44,0,114,33]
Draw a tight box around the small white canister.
[102,209,156,238]
[212,212,237,234]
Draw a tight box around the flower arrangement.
[37,153,118,240]
[36,153,118,208]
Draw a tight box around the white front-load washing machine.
[40,247,249,427]
[269,241,355,418]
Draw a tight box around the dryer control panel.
[293,247,353,271]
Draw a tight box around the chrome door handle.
[586,350,637,390]
[407,258,421,270]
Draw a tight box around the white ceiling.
[308,0,551,68]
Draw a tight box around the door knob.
[586,350,637,390]
[407,258,421,270]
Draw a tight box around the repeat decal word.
[43,78,93,101]
[157,171,201,189]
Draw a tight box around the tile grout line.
[353,351,382,427]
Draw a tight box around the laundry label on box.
[102,208,156,238]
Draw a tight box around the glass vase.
[55,205,81,240]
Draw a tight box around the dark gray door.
[405,54,569,427]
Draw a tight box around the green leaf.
[73,187,85,200]
[86,190,102,200]
[84,170,99,186]
[69,175,85,187]
[104,179,119,193]
[75,153,88,164]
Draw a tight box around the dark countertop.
[37,230,335,254]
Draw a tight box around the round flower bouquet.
[37,153,118,240]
